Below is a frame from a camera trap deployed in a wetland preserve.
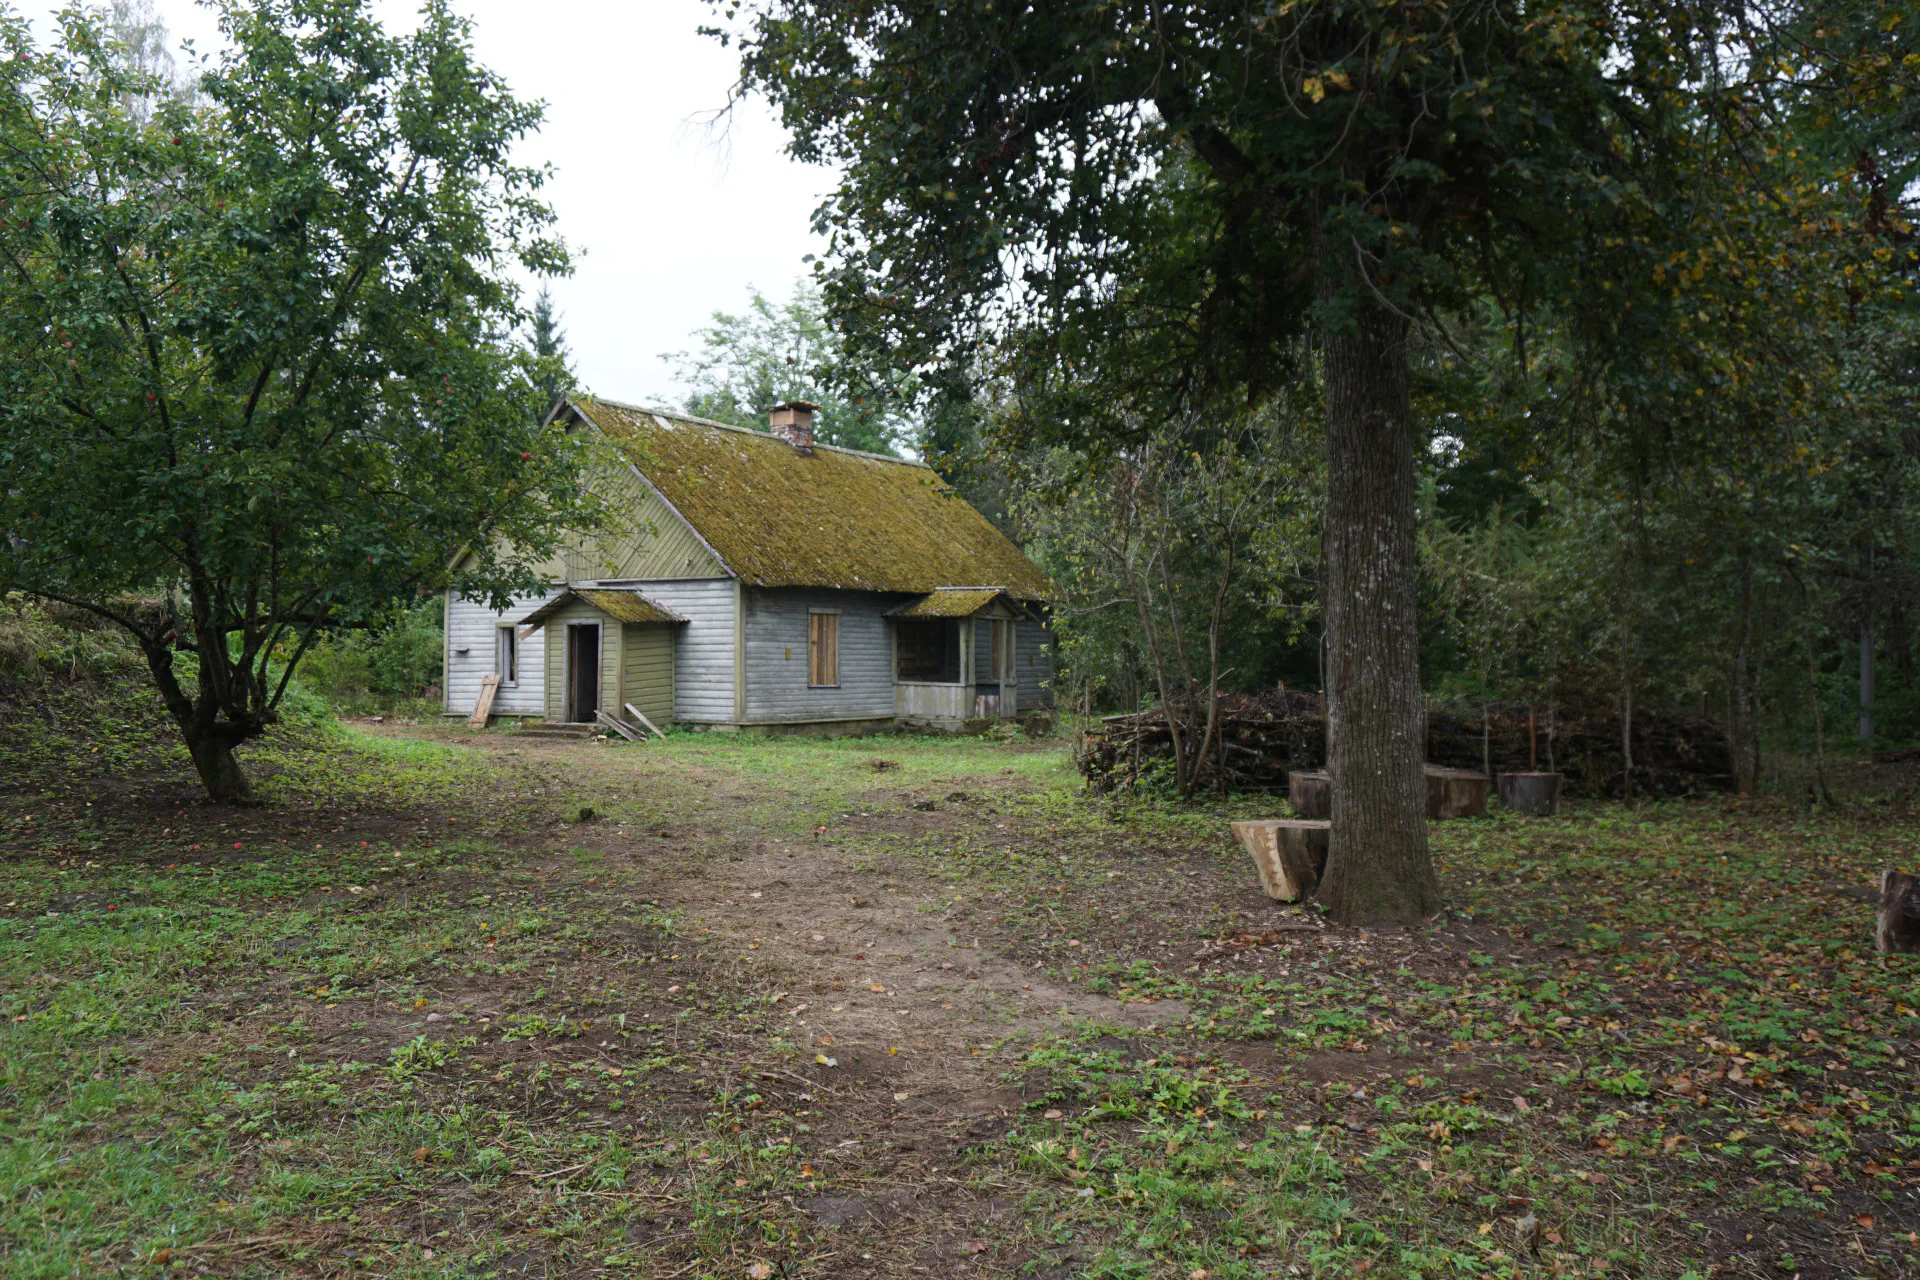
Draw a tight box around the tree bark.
[1314,289,1437,924]
[1732,551,1758,794]
[142,634,258,804]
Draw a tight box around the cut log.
[1289,770,1330,820]
[467,673,499,729]
[1424,765,1490,820]
[1497,772,1564,817]
[1872,746,1920,765]
[1231,819,1330,902]
[1877,870,1920,955]
[594,709,640,741]
[624,702,669,741]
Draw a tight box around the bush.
[292,601,443,715]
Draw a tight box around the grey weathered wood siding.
[540,601,623,722]
[444,588,559,717]
[621,623,675,725]
[972,618,994,685]
[742,587,903,723]
[590,578,736,724]
[1016,618,1053,708]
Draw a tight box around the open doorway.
[565,622,600,723]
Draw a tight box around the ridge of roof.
[574,395,931,470]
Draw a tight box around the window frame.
[894,618,963,684]
[496,624,518,687]
[808,610,841,688]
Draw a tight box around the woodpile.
[1081,691,1731,799]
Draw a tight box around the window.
[896,619,961,682]
[495,625,518,686]
[809,612,839,687]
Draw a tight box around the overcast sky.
[51,0,836,408]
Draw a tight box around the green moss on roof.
[520,588,686,629]
[891,588,1010,618]
[573,397,1054,599]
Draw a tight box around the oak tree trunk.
[1314,291,1438,924]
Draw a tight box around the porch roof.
[889,587,1018,619]
[518,588,687,630]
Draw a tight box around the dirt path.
[437,730,1189,1089]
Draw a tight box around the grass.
[1,649,1916,1278]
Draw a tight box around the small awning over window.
[889,587,1023,619]
[518,588,687,631]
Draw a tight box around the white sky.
[48,0,835,406]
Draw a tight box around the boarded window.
[809,612,839,687]
[896,619,961,682]
[496,625,518,685]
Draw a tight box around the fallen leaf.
[747,1263,775,1279]
[815,1054,838,1068]
[962,1241,989,1254]
[1855,1214,1874,1229]
[870,983,885,992]
[1044,1109,1063,1120]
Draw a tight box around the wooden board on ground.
[1878,870,1920,955]
[624,702,669,741]
[1498,771,1563,816]
[1425,766,1490,819]
[1232,819,1329,901]
[594,709,640,741]
[467,673,499,729]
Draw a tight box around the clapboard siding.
[540,602,623,722]
[742,588,903,722]
[973,618,994,685]
[1016,618,1054,708]
[590,578,736,723]
[621,624,675,725]
[444,588,559,717]
[561,461,726,582]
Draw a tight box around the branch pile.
[1080,691,1732,799]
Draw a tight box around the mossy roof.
[890,588,1010,618]
[520,588,687,629]
[570,397,1054,599]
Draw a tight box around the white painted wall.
[444,588,561,717]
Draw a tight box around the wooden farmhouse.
[443,396,1055,734]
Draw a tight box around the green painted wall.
[621,624,675,726]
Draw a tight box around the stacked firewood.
[1080,690,1732,799]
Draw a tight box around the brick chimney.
[768,400,818,453]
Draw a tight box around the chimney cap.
[768,399,820,418]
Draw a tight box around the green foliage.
[1010,396,1323,786]
[664,280,916,454]
[0,0,598,798]
[295,600,444,713]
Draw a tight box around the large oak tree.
[713,0,1907,921]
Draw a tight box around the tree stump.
[1878,870,1920,955]
[1497,772,1563,816]
[1289,770,1330,820]
[1424,766,1490,820]
[1231,819,1329,902]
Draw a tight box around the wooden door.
[566,623,600,722]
